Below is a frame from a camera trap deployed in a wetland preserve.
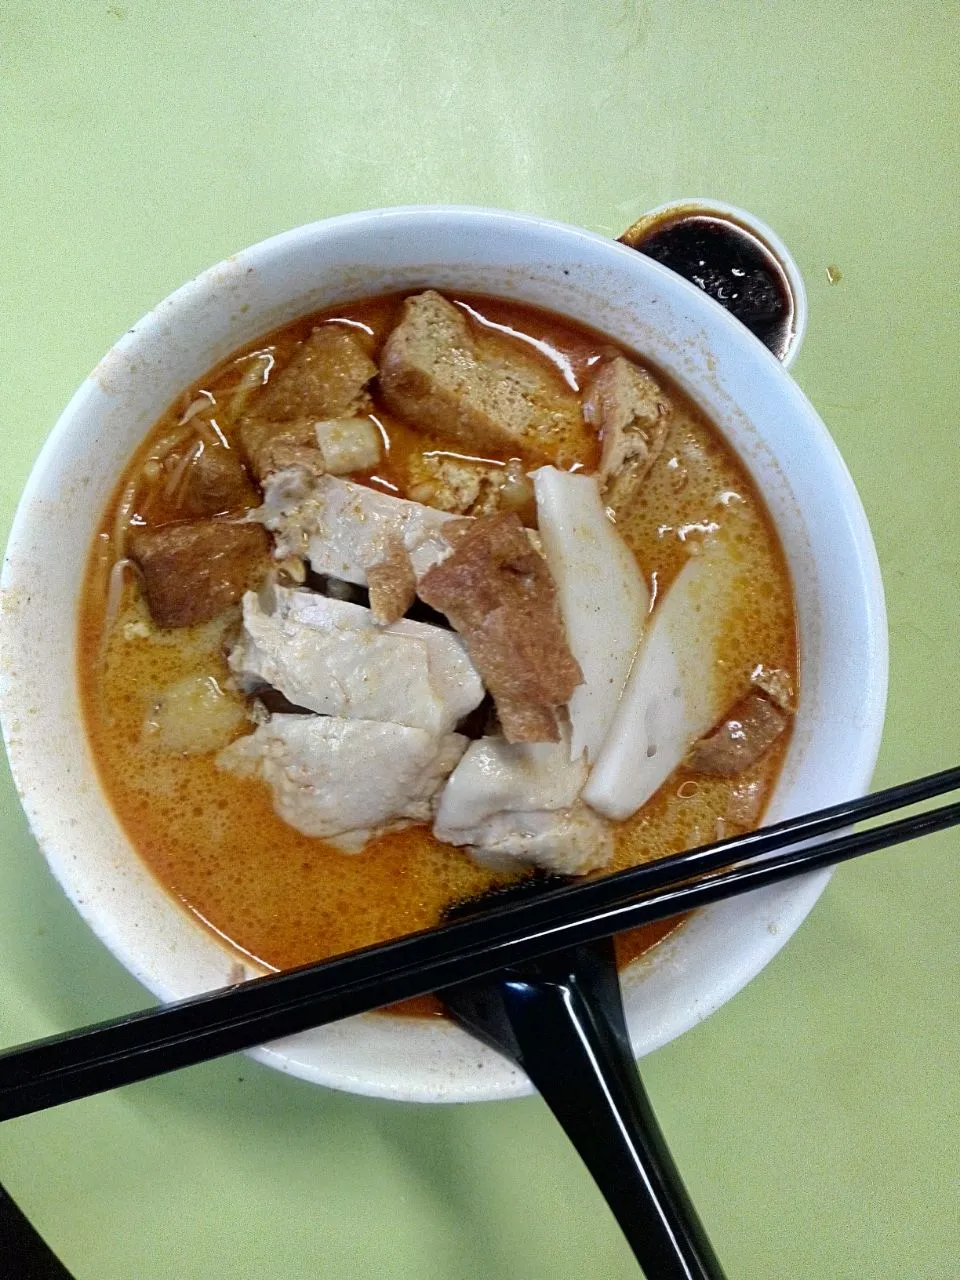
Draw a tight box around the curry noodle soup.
[79,292,797,1011]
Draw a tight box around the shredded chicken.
[254,471,459,584]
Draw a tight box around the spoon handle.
[446,940,727,1280]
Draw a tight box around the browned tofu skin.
[417,513,582,743]
[722,778,767,829]
[256,327,376,422]
[750,664,795,712]
[583,356,670,505]
[236,417,322,482]
[495,698,560,743]
[367,537,416,626]
[258,443,327,478]
[129,521,271,628]
[687,692,789,777]
[175,444,259,517]
[379,291,588,467]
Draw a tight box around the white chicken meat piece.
[229,585,484,735]
[255,470,458,585]
[448,807,613,877]
[218,714,467,851]
[434,732,614,876]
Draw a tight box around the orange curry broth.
[78,293,797,1014]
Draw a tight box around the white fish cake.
[583,536,738,821]
[532,466,649,763]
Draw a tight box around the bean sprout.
[144,422,196,466]
[103,557,135,632]
[99,557,144,663]
[224,351,274,423]
[163,439,204,499]
[112,475,141,558]
[177,390,215,426]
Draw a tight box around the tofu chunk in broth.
[380,290,592,467]
[129,521,270,628]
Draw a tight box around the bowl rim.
[0,204,888,1102]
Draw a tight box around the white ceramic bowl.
[0,207,887,1103]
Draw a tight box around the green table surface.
[1,3,958,1277]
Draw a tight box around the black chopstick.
[1,766,957,1122]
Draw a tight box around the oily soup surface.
[79,294,796,988]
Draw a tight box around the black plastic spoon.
[2,771,957,1123]
[443,882,726,1279]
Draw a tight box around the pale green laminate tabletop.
[1,3,958,1277]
